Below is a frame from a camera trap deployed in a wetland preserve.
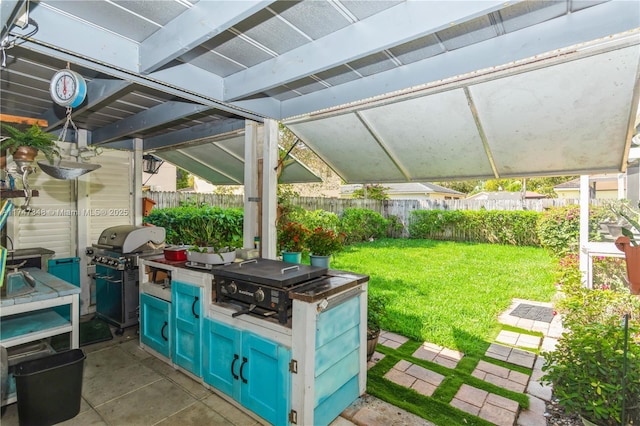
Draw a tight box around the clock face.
[50,69,87,108]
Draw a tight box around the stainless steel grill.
[87,225,165,334]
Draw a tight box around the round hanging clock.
[49,69,87,108]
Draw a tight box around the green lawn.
[330,238,557,357]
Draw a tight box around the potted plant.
[306,227,345,268]
[277,221,309,264]
[184,213,242,265]
[0,123,60,164]
[367,292,387,361]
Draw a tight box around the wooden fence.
[145,191,579,213]
[144,191,585,239]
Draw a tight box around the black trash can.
[13,349,85,426]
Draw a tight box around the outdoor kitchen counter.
[139,257,369,426]
[288,270,369,302]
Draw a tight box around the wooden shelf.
[0,190,39,198]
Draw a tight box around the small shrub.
[537,205,611,257]
[408,209,539,245]
[542,320,640,426]
[299,209,340,232]
[144,205,243,247]
[338,208,388,244]
[385,214,404,238]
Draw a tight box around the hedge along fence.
[408,210,542,246]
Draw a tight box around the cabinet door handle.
[231,354,239,380]
[239,357,248,384]
[161,321,168,341]
[191,296,199,319]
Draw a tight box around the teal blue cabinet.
[172,281,203,376]
[203,319,291,426]
[140,293,171,358]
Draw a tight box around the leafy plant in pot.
[367,292,387,361]
[306,226,345,268]
[184,213,242,264]
[1,123,60,164]
[277,221,309,263]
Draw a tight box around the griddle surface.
[212,258,327,288]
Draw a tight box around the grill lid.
[212,258,327,288]
[95,225,165,253]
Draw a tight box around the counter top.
[289,270,369,302]
[0,267,80,307]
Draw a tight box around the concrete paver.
[367,351,385,370]
[485,343,536,368]
[341,394,436,426]
[384,360,445,398]
[516,394,547,426]
[379,331,409,349]
[412,342,464,369]
[472,360,528,393]
[453,384,518,426]
[384,367,417,388]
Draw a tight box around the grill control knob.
[254,288,265,303]
[227,281,238,295]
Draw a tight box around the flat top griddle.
[212,258,327,288]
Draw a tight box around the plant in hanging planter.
[0,123,60,164]
[306,227,345,256]
[277,221,309,254]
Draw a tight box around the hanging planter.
[0,124,60,165]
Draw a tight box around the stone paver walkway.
[353,298,563,426]
[378,330,409,349]
[451,384,519,426]
[472,360,529,392]
[412,342,464,369]
[496,330,541,350]
[499,298,564,338]
[384,360,445,397]
[485,343,536,368]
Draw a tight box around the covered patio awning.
[151,131,321,185]
[285,32,640,184]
